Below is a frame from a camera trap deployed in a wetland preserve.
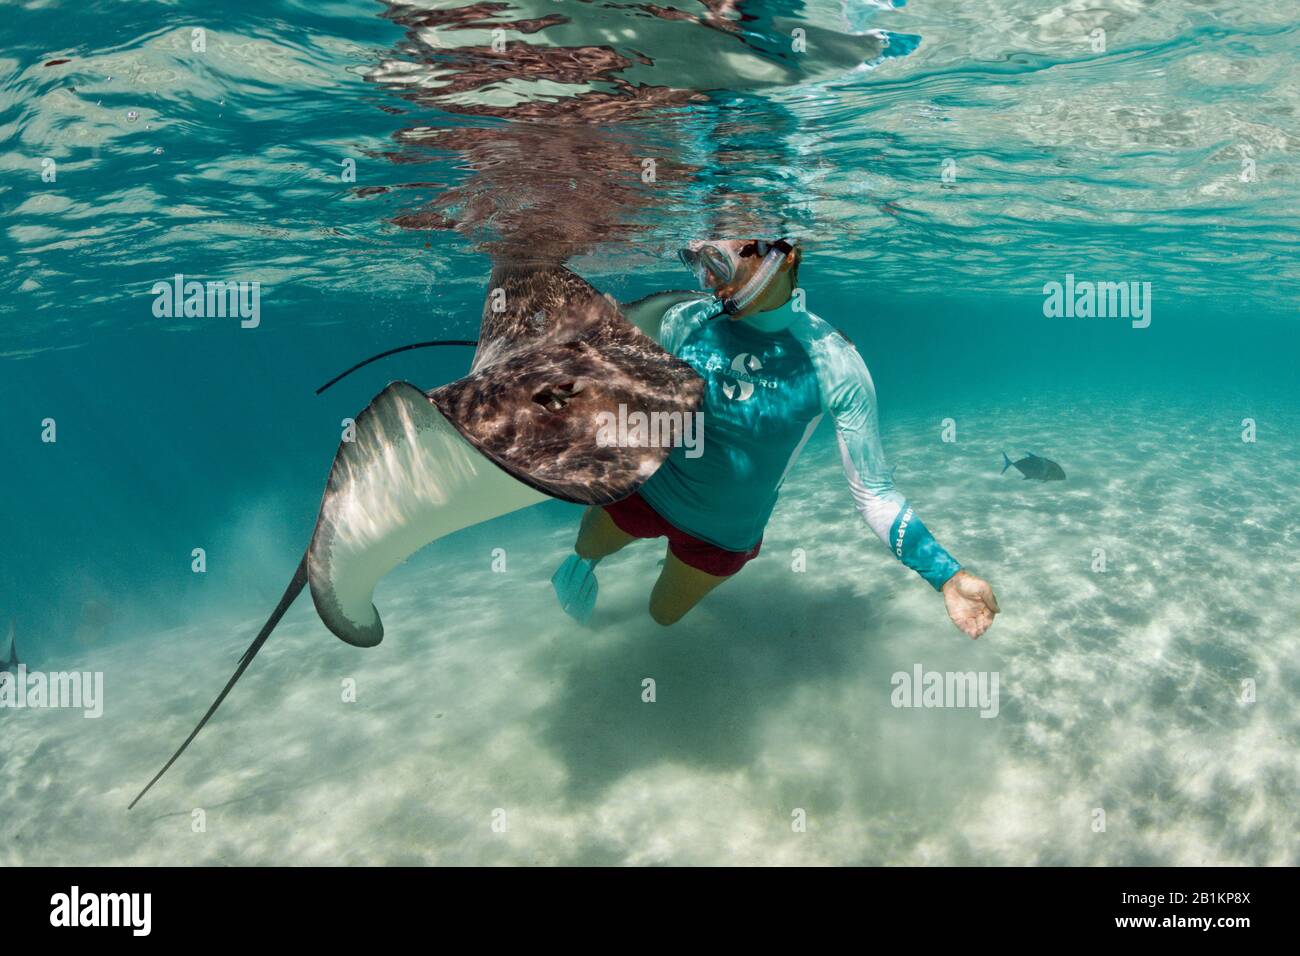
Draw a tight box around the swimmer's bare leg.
[574,506,635,560]
[648,548,733,626]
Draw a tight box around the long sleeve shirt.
[636,296,961,589]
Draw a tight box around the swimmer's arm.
[819,336,998,637]
[820,338,961,590]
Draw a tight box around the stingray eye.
[532,380,582,411]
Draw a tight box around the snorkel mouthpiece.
[719,238,795,316]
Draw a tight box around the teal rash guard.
[637,296,961,590]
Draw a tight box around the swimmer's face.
[680,239,801,311]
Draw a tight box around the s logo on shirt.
[720,352,777,402]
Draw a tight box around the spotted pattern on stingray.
[431,265,703,505]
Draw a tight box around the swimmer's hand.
[942,570,999,639]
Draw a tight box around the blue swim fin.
[552,554,599,623]
[1001,451,1013,475]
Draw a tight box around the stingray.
[129,264,703,808]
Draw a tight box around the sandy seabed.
[2,398,1296,865]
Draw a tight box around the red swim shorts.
[603,491,762,577]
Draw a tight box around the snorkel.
[680,238,799,321]
[719,238,796,316]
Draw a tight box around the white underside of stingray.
[308,382,545,648]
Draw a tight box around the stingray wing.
[620,290,709,339]
[307,382,546,647]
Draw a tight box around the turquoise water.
[1,0,1296,864]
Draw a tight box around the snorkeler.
[553,238,999,638]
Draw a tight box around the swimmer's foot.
[552,554,599,623]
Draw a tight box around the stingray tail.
[1001,451,1013,475]
[128,555,309,810]
[315,340,478,395]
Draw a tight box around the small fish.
[1001,451,1065,481]
[2,620,19,674]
